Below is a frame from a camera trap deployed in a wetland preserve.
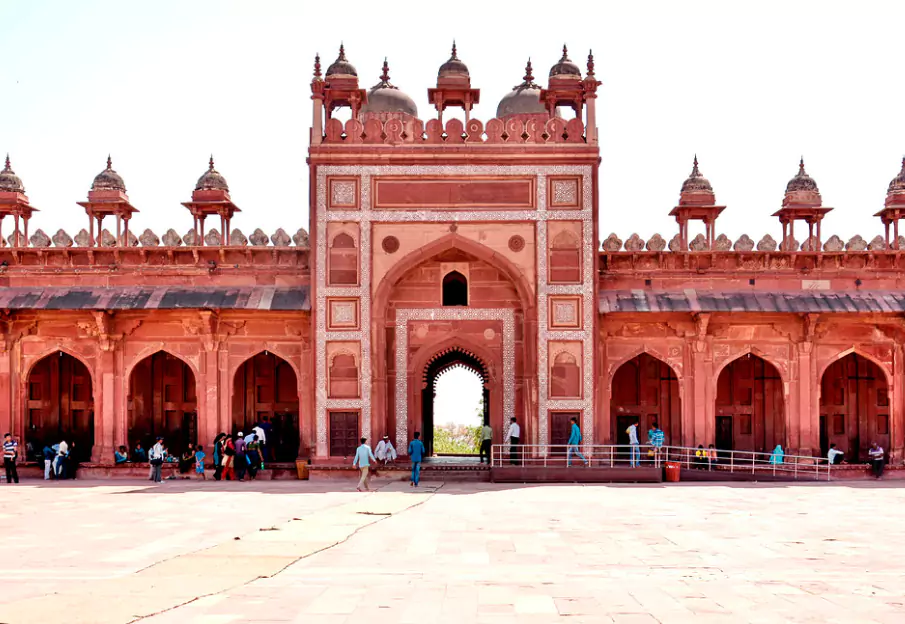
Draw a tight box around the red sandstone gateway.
[0,44,902,469]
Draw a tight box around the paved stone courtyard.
[2,478,904,623]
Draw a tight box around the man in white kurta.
[375,436,397,464]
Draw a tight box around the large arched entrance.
[421,347,488,457]
[128,351,197,457]
[820,353,889,462]
[232,351,300,462]
[26,351,94,461]
[610,353,681,446]
[715,353,784,453]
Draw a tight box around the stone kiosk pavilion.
[1,44,904,468]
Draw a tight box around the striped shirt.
[3,439,17,460]
[648,429,665,447]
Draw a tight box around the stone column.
[0,342,11,442]
[94,348,116,463]
[795,342,816,456]
[893,344,905,462]
[113,342,128,452]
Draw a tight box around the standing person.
[566,416,589,467]
[149,436,165,483]
[353,437,376,492]
[647,422,665,467]
[3,433,19,484]
[259,416,273,461]
[479,422,493,465]
[408,431,426,487]
[245,435,262,480]
[221,435,236,481]
[868,442,885,478]
[827,443,846,465]
[194,445,206,480]
[67,441,80,480]
[212,433,224,481]
[178,443,195,478]
[54,439,68,479]
[627,419,640,467]
[508,417,521,466]
[707,444,718,469]
[42,442,55,480]
[234,433,248,482]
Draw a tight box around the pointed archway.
[232,351,300,462]
[715,353,785,453]
[25,351,94,461]
[820,353,889,462]
[128,351,197,458]
[421,346,489,457]
[610,353,681,446]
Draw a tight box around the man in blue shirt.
[408,431,426,487]
[353,437,376,492]
[566,417,589,467]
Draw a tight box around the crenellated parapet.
[600,232,899,254]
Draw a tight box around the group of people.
[210,428,266,482]
[625,419,666,467]
[828,442,887,478]
[352,433,425,491]
[41,439,79,480]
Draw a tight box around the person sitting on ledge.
[694,445,708,469]
[827,444,845,465]
[114,445,130,464]
[769,445,784,465]
[133,442,147,463]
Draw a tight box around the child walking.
[194,445,206,480]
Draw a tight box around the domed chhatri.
[0,154,25,193]
[360,59,418,118]
[438,41,469,79]
[496,59,547,118]
[91,155,127,192]
[549,44,582,79]
[326,43,357,78]
[888,157,905,194]
[785,157,819,194]
[195,155,229,192]
[680,155,713,194]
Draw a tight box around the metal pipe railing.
[488,444,831,480]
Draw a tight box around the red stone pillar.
[893,344,905,462]
[795,343,817,455]
[198,348,218,448]
[94,350,116,463]
[113,344,127,452]
[0,346,11,444]
[595,339,610,444]
[298,340,315,458]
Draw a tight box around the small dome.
[326,44,357,77]
[91,156,126,192]
[360,60,418,117]
[438,42,469,78]
[681,156,713,193]
[549,45,581,78]
[786,158,819,193]
[0,155,25,193]
[888,157,905,194]
[195,156,229,192]
[496,60,547,117]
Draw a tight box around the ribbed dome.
[0,155,25,193]
[326,44,357,77]
[195,156,229,192]
[360,59,418,117]
[496,60,548,117]
[681,156,713,193]
[438,42,469,78]
[786,158,819,193]
[549,45,581,78]
[91,156,126,192]
[888,157,905,193]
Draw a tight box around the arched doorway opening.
[422,347,488,457]
[232,351,300,462]
[715,353,784,453]
[610,353,680,447]
[128,351,197,458]
[26,351,94,461]
[820,353,889,462]
[442,271,468,306]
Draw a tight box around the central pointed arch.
[609,352,681,448]
[715,353,785,453]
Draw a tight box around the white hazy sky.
[3,1,905,243]
[434,368,483,428]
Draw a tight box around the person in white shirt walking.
[54,439,69,478]
[507,417,521,466]
[149,436,166,483]
[353,437,376,491]
[627,419,640,467]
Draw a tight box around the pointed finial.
[524,58,534,83]
[451,40,458,59]
[562,44,569,60]
[314,52,322,79]
[381,57,390,83]
[106,154,113,170]
[901,155,905,171]
[799,156,806,174]
[209,154,215,171]
[338,42,346,60]
[691,154,700,176]
[3,154,9,171]
[587,49,595,77]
